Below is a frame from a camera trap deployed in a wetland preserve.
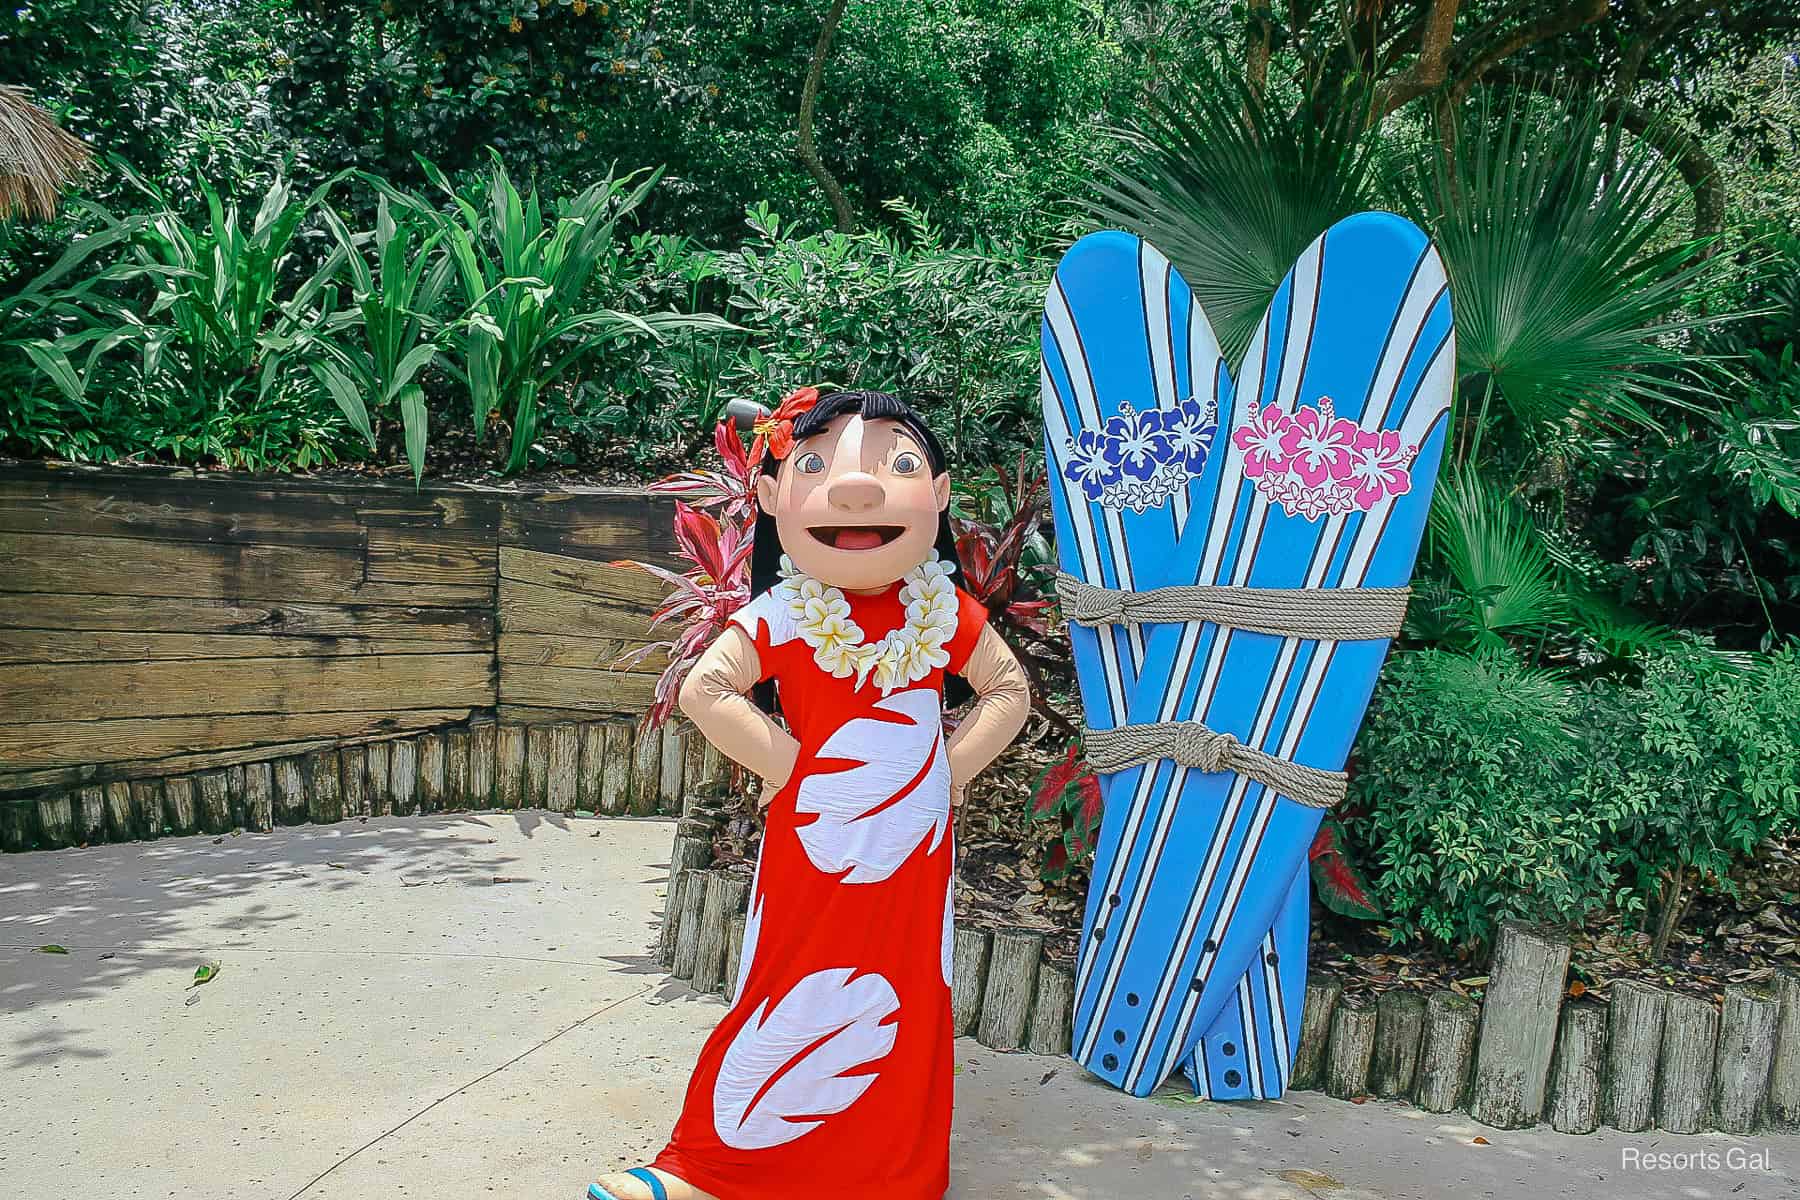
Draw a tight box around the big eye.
[892,451,922,475]
[794,451,826,475]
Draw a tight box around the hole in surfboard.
[1203,938,1218,953]
[1222,1042,1236,1056]
[1225,1069,1242,1087]
[1113,1030,1126,1045]
[1190,979,1203,993]
[1126,992,1140,1006]
[1266,951,1279,965]
[1103,1053,1118,1070]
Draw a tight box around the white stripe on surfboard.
[1129,291,1453,1091]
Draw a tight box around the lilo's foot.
[588,1167,717,1200]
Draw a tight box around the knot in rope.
[1058,573,1126,626]
[1171,724,1235,773]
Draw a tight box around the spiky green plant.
[315,197,454,484]
[383,157,734,473]
[1085,60,1386,365]
[1418,93,1738,465]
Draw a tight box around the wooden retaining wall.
[0,462,680,808]
[662,826,1800,1137]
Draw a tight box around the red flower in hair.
[749,386,821,466]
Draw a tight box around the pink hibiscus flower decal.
[1232,400,1292,479]
[1277,398,1358,488]
[1343,428,1416,510]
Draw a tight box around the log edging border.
[656,829,1800,1138]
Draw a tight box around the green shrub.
[1352,644,1800,954]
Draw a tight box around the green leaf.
[398,383,429,487]
[312,363,375,450]
[191,961,221,987]
[36,944,69,955]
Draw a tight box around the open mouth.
[808,525,906,551]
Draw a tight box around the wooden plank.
[1325,997,1376,1100]
[162,776,197,835]
[1290,977,1342,1092]
[0,470,500,547]
[0,653,494,726]
[660,871,696,969]
[1370,991,1427,1099]
[1,800,36,850]
[669,834,713,906]
[500,546,670,603]
[103,780,132,841]
[341,745,369,818]
[671,869,713,980]
[724,913,747,1002]
[129,779,163,838]
[36,791,74,847]
[417,732,447,813]
[364,741,392,817]
[1467,921,1570,1129]
[978,929,1044,1052]
[1414,990,1479,1113]
[0,707,479,775]
[498,493,675,564]
[1773,966,1800,1129]
[497,631,665,674]
[444,729,471,811]
[388,739,419,816]
[364,526,497,586]
[1026,961,1075,1057]
[576,723,606,810]
[1603,981,1667,1132]
[304,750,343,824]
[242,762,273,831]
[630,723,662,816]
[468,720,496,808]
[1657,994,1718,1133]
[0,593,493,642]
[498,575,659,641]
[495,725,526,808]
[74,784,106,843]
[524,725,551,809]
[195,771,232,834]
[658,724,685,815]
[0,532,491,607]
[951,928,992,1037]
[498,664,657,716]
[1715,985,1780,1134]
[599,722,632,815]
[545,723,579,814]
[693,872,751,996]
[1546,1000,1607,1134]
[0,630,474,664]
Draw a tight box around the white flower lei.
[775,551,960,695]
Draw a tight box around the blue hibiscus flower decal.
[1105,407,1171,482]
[1160,396,1219,474]
[1062,426,1121,500]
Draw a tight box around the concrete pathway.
[1,815,1794,1200]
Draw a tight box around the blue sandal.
[588,1168,668,1200]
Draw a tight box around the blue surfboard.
[1040,232,1307,1099]
[1045,213,1454,1098]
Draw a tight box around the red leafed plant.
[1309,812,1382,920]
[951,456,1073,738]
[1029,739,1104,883]
[614,418,758,730]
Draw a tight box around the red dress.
[651,579,990,1200]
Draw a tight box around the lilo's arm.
[678,625,799,808]
[946,624,1030,807]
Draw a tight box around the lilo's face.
[756,413,950,591]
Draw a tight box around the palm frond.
[1426,463,1567,649]
[1085,61,1385,366]
[0,85,93,222]
[1419,91,1739,447]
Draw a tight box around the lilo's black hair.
[749,389,972,714]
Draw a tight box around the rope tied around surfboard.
[1083,721,1348,810]
[1053,572,1411,641]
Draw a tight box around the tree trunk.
[796,0,854,232]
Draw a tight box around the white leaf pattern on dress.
[712,967,900,1150]
[794,688,950,884]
